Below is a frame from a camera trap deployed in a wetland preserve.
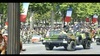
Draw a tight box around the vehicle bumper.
[42,40,68,46]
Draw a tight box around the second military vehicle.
[42,29,92,51]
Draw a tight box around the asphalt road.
[20,42,100,54]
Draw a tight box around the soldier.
[60,29,67,35]
[89,28,96,42]
[66,28,76,40]
[80,28,86,39]
[75,30,80,37]
[46,29,51,38]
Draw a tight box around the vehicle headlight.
[63,39,67,43]
[63,41,67,43]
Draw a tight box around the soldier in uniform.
[89,28,96,42]
[67,28,76,40]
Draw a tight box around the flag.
[20,3,29,22]
[65,8,72,22]
[86,18,89,22]
[65,16,71,22]
[92,14,98,24]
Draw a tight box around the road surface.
[20,42,100,54]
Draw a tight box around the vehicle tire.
[83,40,91,49]
[45,44,54,50]
[67,41,76,51]
[64,45,68,50]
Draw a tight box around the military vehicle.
[95,36,100,45]
[42,29,92,51]
[95,25,100,45]
[95,31,100,45]
[75,31,91,49]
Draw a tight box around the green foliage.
[20,3,23,13]
[0,3,23,20]
[59,3,100,21]
[1,3,100,24]
[0,3,23,26]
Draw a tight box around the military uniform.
[75,31,80,37]
[80,32,86,39]
[67,31,76,40]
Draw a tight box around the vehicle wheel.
[45,44,54,50]
[63,45,68,50]
[83,40,91,49]
[67,41,76,51]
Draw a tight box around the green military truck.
[95,35,100,45]
[42,29,92,51]
[75,31,92,49]
[95,27,100,45]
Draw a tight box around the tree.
[0,3,23,27]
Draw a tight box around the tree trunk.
[51,10,54,29]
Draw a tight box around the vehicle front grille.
[58,34,69,41]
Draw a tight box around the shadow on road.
[50,46,92,51]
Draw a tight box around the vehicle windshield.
[49,30,61,36]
